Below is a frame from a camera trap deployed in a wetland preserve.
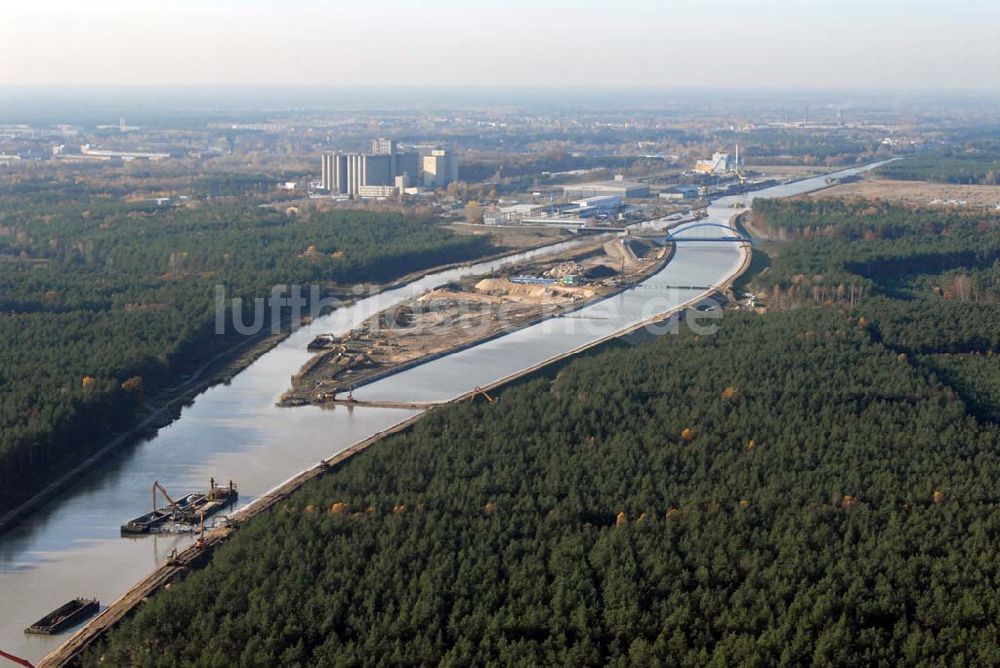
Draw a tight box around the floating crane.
[122,479,238,535]
[152,480,179,514]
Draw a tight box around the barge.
[25,598,100,635]
[121,479,238,535]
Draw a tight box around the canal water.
[0,164,883,662]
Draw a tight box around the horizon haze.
[1,0,998,90]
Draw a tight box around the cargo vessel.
[24,598,100,635]
[121,479,238,535]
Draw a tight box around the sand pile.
[474,278,594,302]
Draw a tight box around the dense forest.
[0,189,496,515]
[750,198,1000,308]
[876,155,1000,185]
[87,199,1000,665]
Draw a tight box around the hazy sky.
[2,0,998,90]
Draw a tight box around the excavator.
[471,386,495,403]
[153,480,180,517]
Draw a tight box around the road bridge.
[667,222,751,242]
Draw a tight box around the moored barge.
[24,598,100,635]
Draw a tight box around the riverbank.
[0,233,582,537]
[41,225,747,667]
[0,328,289,537]
[280,235,672,406]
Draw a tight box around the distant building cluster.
[320,138,457,198]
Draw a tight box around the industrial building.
[321,138,433,197]
[572,195,623,209]
[694,152,732,176]
[659,185,701,200]
[371,137,397,156]
[357,184,399,198]
[422,149,459,188]
[347,153,392,193]
[483,195,623,226]
[483,204,537,226]
[562,176,649,200]
[396,152,421,185]
[321,153,348,194]
[77,144,170,162]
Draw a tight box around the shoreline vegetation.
[0,202,512,527]
[0,230,584,535]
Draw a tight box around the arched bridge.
[667,222,752,243]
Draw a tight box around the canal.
[0,164,883,663]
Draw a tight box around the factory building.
[357,184,399,198]
[321,138,425,197]
[659,185,701,200]
[77,144,170,162]
[371,137,397,156]
[372,137,399,177]
[572,195,623,209]
[355,154,393,188]
[694,152,732,176]
[396,152,421,186]
[562,177,649,200]
[321,152,348,194]
[422,149,459,188]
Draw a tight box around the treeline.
[876,155,1000,185]
[751,198,1000,308]
[738,128,885,167]
[753,196,1000,427]
[0,196,496,515]
[86,309,1000,666]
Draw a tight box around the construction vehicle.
[471,386,495,403]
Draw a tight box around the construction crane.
[0,648,35,668]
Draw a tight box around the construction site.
[280,234,672,407]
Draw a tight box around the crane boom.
[0,648,35,668]
[152,480,178,513]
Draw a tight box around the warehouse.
[562,177,649,199]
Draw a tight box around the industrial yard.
[280,234,671,407]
